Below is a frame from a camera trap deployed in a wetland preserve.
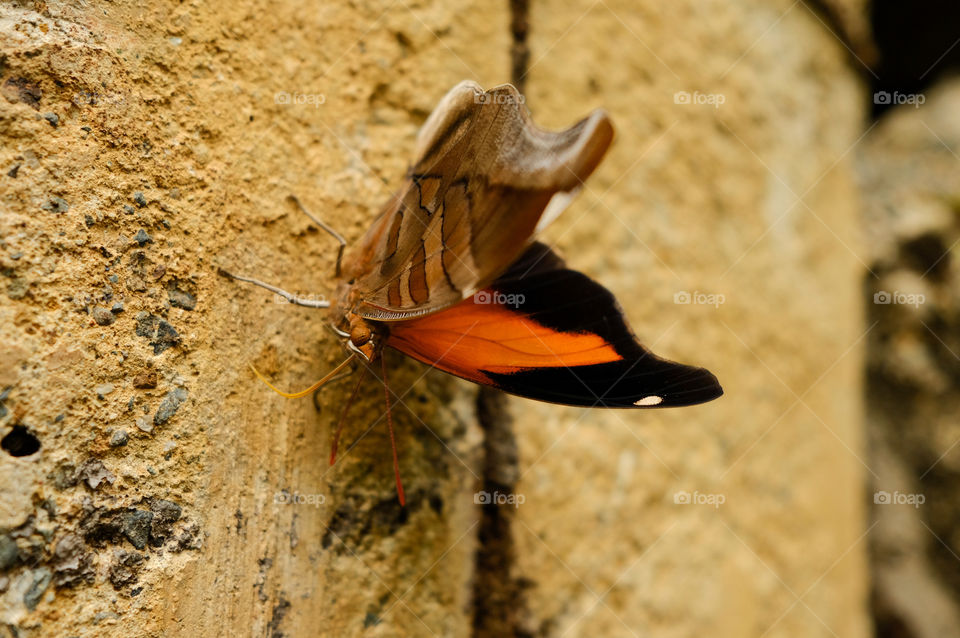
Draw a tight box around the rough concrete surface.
[1,1,872,637]
[1,1,503,636]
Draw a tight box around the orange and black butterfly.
[223,82,722,504]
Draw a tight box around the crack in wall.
[509,0,531,95]
[469,6,534,636]
[471,387,530,638]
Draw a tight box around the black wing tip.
[482,363,723,409]
[651,367,723,408]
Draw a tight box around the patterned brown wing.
[340,81,614,321]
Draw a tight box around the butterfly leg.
[380,354,406,506]
[218,268,330,309]
[288,195,347,277]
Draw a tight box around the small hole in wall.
[2,425,41,457]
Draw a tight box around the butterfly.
[222,81,723,505]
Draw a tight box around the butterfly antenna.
[250,353,357,399]
[381,355,406,506]
[218,268,330,309]
[289,195,347,278]
[330,364,369,466]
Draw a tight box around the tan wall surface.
[513,1,869,636]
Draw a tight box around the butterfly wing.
[342,81,614,321]
[385,244,723,408]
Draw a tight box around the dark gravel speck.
[92,307,115,326]
[7,164,19,178]
[41,197,69,214]
[168,288,196,311]
[109,550,146,590]
[77,458,116,490]
[123,204,135,215]
[42,112,58,127]
[111,301,125,313]
[6,278,28,299]
[134,229,152,246]
[133,371,157,389]
[133,191,147,207]
[154,387,187,426]
[52,462,78,490]
[52,534,96,588]
[3,77,42,107]
[110,430,129,447]
[122,510,154,550]
[150,499,182,544]
[0,535,18,570]
[23,568,52,610]
[135,312,180,354]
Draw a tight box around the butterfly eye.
[350,323,371,347]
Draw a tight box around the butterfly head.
[331,310,382,363]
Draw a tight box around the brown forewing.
[341,81,614,321]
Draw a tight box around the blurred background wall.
[0,1,957,637]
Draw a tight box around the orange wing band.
[386,298,622,383]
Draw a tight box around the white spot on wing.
[634,395,663,406]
